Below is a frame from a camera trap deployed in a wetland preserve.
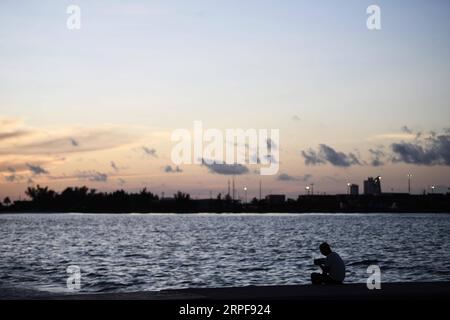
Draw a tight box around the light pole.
[407,173,412,194]
[347,183,351,195]
[305,186,310,195]
[243,186,248,204]
[431,185,435,194]
[376,176,382,194]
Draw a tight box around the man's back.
[325,252,345,282]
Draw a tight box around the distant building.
[350,184,359,195]
[265,194,286,204]
[364,177,382,195]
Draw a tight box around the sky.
[1,0,449,200]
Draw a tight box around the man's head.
[319,242,332,256]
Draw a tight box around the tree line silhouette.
[0,185,449,213]
[1,185,192,213]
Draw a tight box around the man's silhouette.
[311,242,345,285]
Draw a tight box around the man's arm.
[314,258,326,265]
[314,258,330,273]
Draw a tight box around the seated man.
[311,242,345,285]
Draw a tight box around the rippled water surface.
[1,213,449,293]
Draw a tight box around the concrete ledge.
[4,282,447,300]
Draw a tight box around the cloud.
[75,171,108,182]
[292,115,301,121]
[391,132,450,165]
[301,149,326,165]
[0,157,61,174]
[302,144,361,167]
[300,130,449,168]
[368,148,385,167]
[69,138,79,147]
[401,126,413,134]
[142,147,158,158]
[0,118,30,142]
[320,145,361,167]
[110,161,128,172]
[370,159,384,167]
[4,164,37,184]
[0,156,58,174]
[164,165,182,173]
[0,118,22,128]
[27,164,49,175]
[0,117,137,156]
[5,174,21,182]
[415,131,423,140]
[3,166,31,183]
[4,174,34,184]
[201,159,249,175]
[0,131,29,141]
[111,161,119,172]
[277,173,311,182]
[118,178,126,186]
[8,130,132,155]
[367,133,415,141]
[277,173,296,181]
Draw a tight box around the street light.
[243,186,248,204]
[431,185,435,194]
[305,186,310,195]
[407,173,412,194]
[347,183,351,195]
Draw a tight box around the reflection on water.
[0,213,449,293]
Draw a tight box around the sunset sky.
[1,0,449,200]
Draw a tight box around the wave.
[347,259,379,266]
